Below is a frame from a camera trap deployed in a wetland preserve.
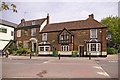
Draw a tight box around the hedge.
[72,51,77,57]
[107,48,118,54]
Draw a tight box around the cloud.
[1,2,118,24]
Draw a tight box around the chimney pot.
[47,13,49,24]
[89,14,94,18]
[21,19,25,23]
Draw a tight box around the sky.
[0,0,119,24]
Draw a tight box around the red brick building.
[15,14,107,56]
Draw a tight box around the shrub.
[107,48,118,54]
[16,47,26,55]
[72,51,77,57]
[53,51,58,57]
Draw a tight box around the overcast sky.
[1,0,119,24]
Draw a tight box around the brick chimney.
[47,13,49,24]
[21,19,25,23]
[89,14,94,19]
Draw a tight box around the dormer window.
[32,21,36,25]
[23,22,26,26]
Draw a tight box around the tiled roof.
[0,19,18,28]
[41,17,106,32]
[17,18,47,28]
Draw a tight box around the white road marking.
[43,60,54,64]
[93,66,110,77]
[93,66,103,70]
[109,61,117,62]
[97,72,110,77]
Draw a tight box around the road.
[1,55,118,78]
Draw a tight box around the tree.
[101,16,120,48]
[0,2,17,12]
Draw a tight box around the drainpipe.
[100,30,102,56]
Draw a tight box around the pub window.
[61,45,69,51]
[17,30,21,37]
[1,28,7,33]
[32,21,36,25]
[97,43,101,51]
[45,47,49,51]
[60,35,63,40]
[91,44,96,51]
[24,29,28,36]
[11,31,14,36]
[42,33,47,41]
[31,28,36,36]
[39,46,50,51]
[90,29,97,38]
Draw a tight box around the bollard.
[89,53,91,60]
[59,53,60,60]
[30,53,32,59]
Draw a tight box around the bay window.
[87,43,101,52]
[61,45,69,51]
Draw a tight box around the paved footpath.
[1,55,118,78]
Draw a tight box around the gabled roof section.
[0,19,17,28]
[41,15,106,33]
[59,28,74,35]
[17,18,47,28]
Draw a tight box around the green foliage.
[16,47,26,55]
[72,51,77,57]
[0,2,17,12]
[16,41,32,55]
[101,16,120,48]
[52,40,55,44]
[107,48,118,54]
[8,43,17,54]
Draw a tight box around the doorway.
[78,45,84,57]
[33,43,36,52]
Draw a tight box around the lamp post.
[100,30,102,56]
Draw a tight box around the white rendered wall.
[0,24,14,50]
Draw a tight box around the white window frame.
[39,46,50,51]
[31,28,36,36]
[61,45,69,51]
[32,21,36,25]
[17,30,21,37]
[42,33,47,41]
[87,43,101,52]
[90,29,97,38]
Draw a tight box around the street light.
[100,30,102,56]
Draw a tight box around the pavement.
[1,54,119,78]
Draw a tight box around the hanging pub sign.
[107,34,112,40]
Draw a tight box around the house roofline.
[0,23,16,28]
[15,25,40,30]
[39,26,107,34]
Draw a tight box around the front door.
[79,46,84,57]
[33,43,36,52]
